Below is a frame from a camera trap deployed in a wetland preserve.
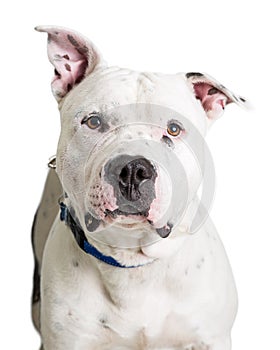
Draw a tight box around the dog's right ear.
[35,25,104,102]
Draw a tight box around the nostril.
[119,166,129,186]
[136,168,145,181]
[135,165,153,183]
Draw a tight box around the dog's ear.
[35,25,103,102]
[186,72,247,121]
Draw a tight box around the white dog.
[31,25,246,350]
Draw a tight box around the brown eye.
[82,113,101,130]
[167,122,181,137]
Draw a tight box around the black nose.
[119,158,156,201]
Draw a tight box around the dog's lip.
[104,208,150,227]
[103,211,148,230]
[105,208,150,218]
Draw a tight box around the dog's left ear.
[186,72,247,121]
[35,25,104,102]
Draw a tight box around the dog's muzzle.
[104,155,157,216]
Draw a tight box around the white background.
[1,0,280,349]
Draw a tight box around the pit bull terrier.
[31,25,246,350]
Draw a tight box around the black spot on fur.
[161,135,174,148]
[54,69,61,78]
[99,121,110,133]
[85,212,100,232]
[65,63,71,72]
[76,46,89,55]
[67,34,79,47]
[99,316,110,329]
[196,257,205,269]
[208,87,219,95]
[69,206,79,223]
[156,222,173,238]
[32,256,40,304]
[186,72,204,79]
[31,211,40,305]
[73,260,79,268]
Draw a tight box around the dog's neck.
[60,196,202,269]
[60,202,157,268]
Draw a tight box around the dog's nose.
[119,158,156,201]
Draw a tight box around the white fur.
[40,69,237,349]
[37,27,240,350]
[41,212,237,349]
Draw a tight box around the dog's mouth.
[104,208,150,219]
[104,208,172,238]
[103,208,151,230]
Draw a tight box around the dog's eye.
[167,122,182,137]
[82,113,102,130]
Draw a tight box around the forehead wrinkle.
[136,72,156,103]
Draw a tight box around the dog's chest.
[88,309,197,349]
[42,221,235,349]
[58,259,202,349]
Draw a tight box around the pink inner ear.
[48,32,90,98]
[193,82,229,119]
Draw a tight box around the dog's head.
[37,26,246,248]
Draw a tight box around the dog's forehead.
[60,66,207,133]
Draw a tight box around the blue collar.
[59,202,147,269]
